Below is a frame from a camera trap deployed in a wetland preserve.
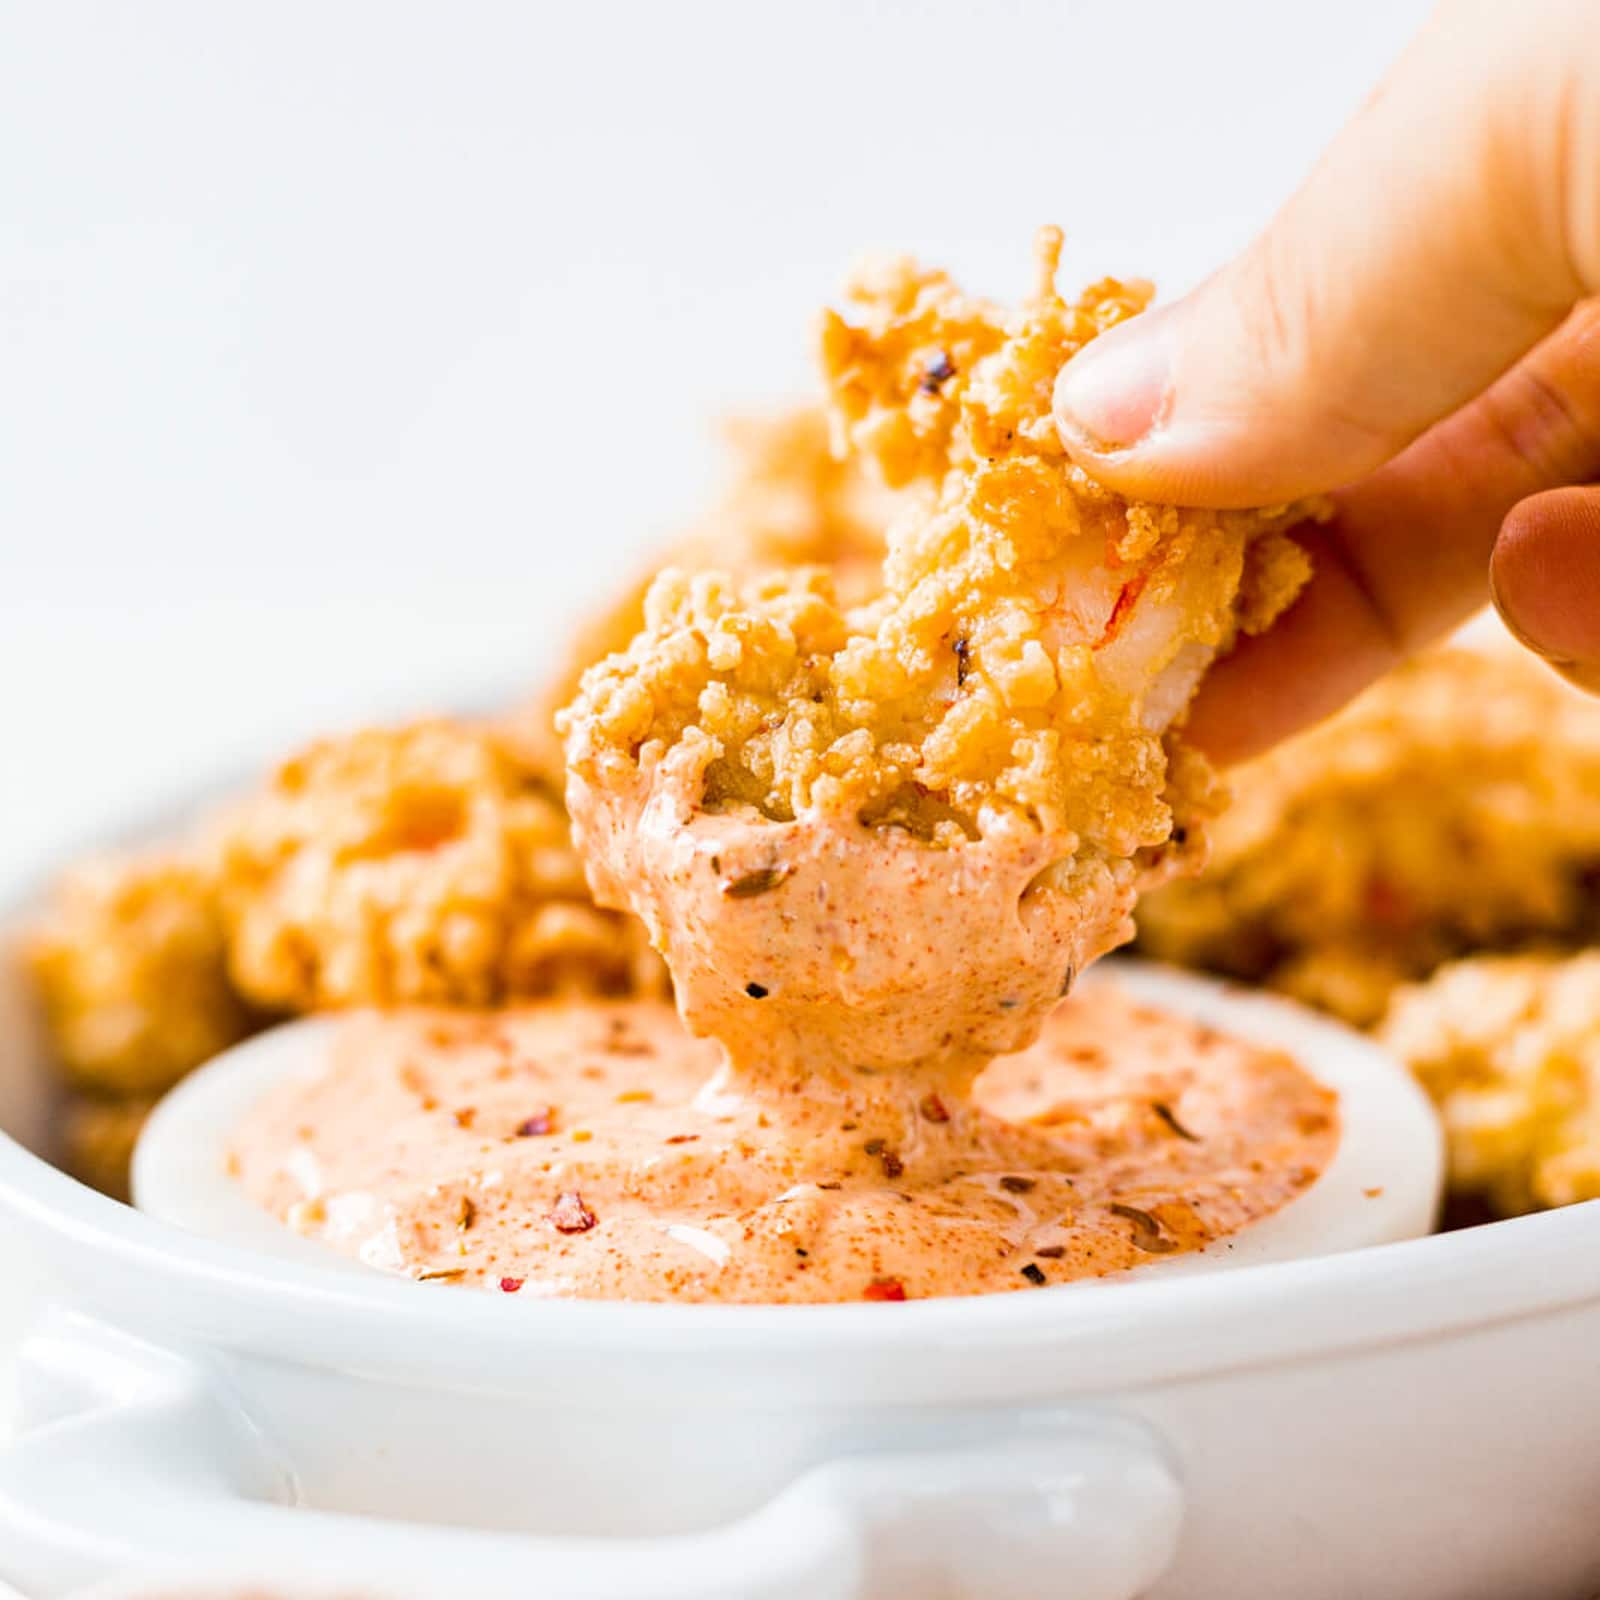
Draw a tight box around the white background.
[0,0,1430,880]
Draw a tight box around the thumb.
[1054,0,1599,507]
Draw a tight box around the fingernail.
[1054,309,1174,454]
[1490,569,1600,694]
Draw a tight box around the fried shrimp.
[216,721,666,1011]
[1137,635,1600,1024]
[25,849,256,1095]
[563,232,1315,1074]
[1381,951,1600,1215]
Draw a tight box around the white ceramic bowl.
[4,885,1600,1599]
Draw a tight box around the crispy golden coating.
[567,230,1312,855]
[1381,951,1600,1214]
[1136,639,1600,1023]
[26,851,255,1095]
[512,405,893,775]
[216,721,666,1010]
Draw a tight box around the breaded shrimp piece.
[1381,951,1600,1215]
[1137,636,1600,1022]
[216,720,666,1010]
[26,849,256,1095]
[563,233,1314,1074]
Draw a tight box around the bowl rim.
[5,787,1600,1400]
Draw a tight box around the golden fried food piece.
[510,405,893,776]
[26,850,255,1095]
[1136,637,1600,1023]
[216,720,666,1010]
[60,1092,154,1200]
[1381,951,1600,1215]
[564,232,1314,1071]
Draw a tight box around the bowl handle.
[0,1310,1183,1600]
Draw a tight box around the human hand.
[1053,0,1600,763]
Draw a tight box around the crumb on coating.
[1381,951,1600,1214]
[566,229,1313,858]
[60,1092,154,1201]
[26,850,255,1095]
[1136,639,1600,1021]
[216,721,667,1010]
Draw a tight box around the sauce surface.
[231,987,1336,1303]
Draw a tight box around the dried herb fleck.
[457,1195,478,1232]
[1060,962,1078,997]
[1152,1101,1200,1142]
[722,865,792,899]
[548,1191,597,1234]
[1020,1262,1047,1286]
[415,1267,466,1283]
[919,350,957,393]
[745,981,770,999]
[999,1175,1036,1195]
[1035,1245,1066,1260]
[1109,1202,1179,1254]
[953,635,971,686]
[515,1108,555,1138]
[880,1149,904,1180]
[919,1093,950,1124]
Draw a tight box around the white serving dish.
[2,883,1600,1599]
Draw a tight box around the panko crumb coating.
[512,405,894,776]
[1381,952,1600,1214]
[1136,641,1600,1025]
[216,721,667,1011]
[564,231,1314,1068]
[25,850,256,1096]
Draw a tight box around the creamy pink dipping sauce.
[231,987,1336,1303]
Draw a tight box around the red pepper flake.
[863,1276,907,1302]
[816,1180,842,1191]
[664,1133,700,1145]
[919,1093,950,1124]
[1363,874,1413,929]
[880,1150,904,1180]
[999,1175,1035,1194]
[453,1106,477,1130]
[1035,1245,1066,1260]
[515,1108,556,1138]
[499,1276,525,1293]
[1097,569,1150,647]
[548,1191,597,1234]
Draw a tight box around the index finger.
[1186,301,1600,764]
